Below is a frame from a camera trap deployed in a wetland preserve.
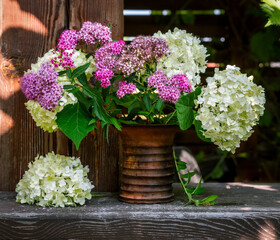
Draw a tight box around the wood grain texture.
[0,183,279,239]
[69,0,124,192]
[0,0,124,191]
[0,0,68,191]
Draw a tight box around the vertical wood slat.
[70,0,124,192]
[0,0,124,191]
[0,0,69,191]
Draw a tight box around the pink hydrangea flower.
[117,81,136,98]
[21,63,63,110]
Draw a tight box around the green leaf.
[110,118,122,131]
[176,160,187,170]
[72,90,91,110]
[176,105,194,130]
[88,118,98,125]
[92,101,112,126]
[261,0,280,27]
[180,172,196,184]
[192,195,218,206]
[77,73,88,86]
[82,85,102,102]
[66,69,72,79]
[91,194,103,197]
[119,119,138,125]
[155,98,164,112]
[58,70,67,76]
[63,85,76,90]
[175,89,202,130]
[72,62,90,79]
[143,94,152,111]
[186,187,206,195]
[194,119,211,142]
[56,103,95,149]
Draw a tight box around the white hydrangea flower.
[25,90,76,132]
[24,49,95,132]
[16,152,94,207]
[154,28,208,89]
[196,65,265,153]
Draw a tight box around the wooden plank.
[124,0,226,10]
[0,183,279,239]
[69,0,124,192]
[0,0,68,191]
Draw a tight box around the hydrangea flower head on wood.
[16,152,94,207]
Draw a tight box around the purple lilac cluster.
[94,40,125,88]
[117,36,169,76]
[95,69,114,88]
[57,30,78,53]
[148,70,191,103]
[21,63,63,110]
[116,81,136,99]
[52,30,79,69]
[52,22,113,70]
[95,40,125,69]
[78,21,112,46]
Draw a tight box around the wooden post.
[0,0,123,191]
[69,0,124,192]
[0,0,68,191]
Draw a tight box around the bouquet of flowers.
[21,21,265,154]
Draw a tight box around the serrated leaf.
[56,103,95,149]
[72,63,90,79]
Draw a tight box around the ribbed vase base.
[119,125,178,204]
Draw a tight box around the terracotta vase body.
[119,125,178,203]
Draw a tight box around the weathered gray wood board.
[0,183,279,239]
